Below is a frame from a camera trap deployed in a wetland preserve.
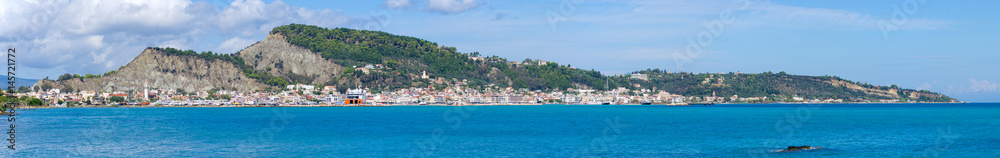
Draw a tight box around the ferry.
[344,88,366,105]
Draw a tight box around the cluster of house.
[18,83,911,107]
[17,83,695,106]
[18,77,920,107]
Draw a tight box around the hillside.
[31,24,957,102]
[34,48,268,93]
[269,24,608,91]
[626,69,956,102]
[2,75,39,91]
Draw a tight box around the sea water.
[3,103,999,157]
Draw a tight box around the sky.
[1,0,997,102]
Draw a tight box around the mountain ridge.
[35,48,268,92]
[30,24,958,102]
[3,75,39,90]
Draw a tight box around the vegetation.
[15,86,29,93]
[0,94,44,111]
[49,24,953,102]
[151,47,254,85]
[40,83,53,91]
[625,69,954,102]
[266,24,952,102]
[150,47,291,86]
[28,98,43,106]
[271,24,614,91]
[110,96,125,103]
[56,73,104,81]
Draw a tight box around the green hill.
[2,75,39,92]
[268,24,953,102]
[625,69,954,102]
[38,23,957,102]
[270,24,610,91]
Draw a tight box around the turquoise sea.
[3,103,999,157]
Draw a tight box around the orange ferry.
[344,88,366,105]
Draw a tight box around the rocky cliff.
[33,32,349,93]
[35,48,268,92]
[29,24,958,102]
[237,33,345,86]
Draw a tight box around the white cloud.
[741,2,952,30]
[0,0,202,74]
[567,0,955,72]
[427,0,479,14]
[215,37,257,54]
[969,78,998,93]
[382,0,413,9]
[0,0,363,79]
[0,0,68,40]
[216,0,356,36]
[85,35,105,48]
[916,82,933,90]
[217,0,267,31]
[90,48,114,68]
[51,0,197,35]
[617,0,952,31]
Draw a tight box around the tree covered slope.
[34,24,957,102]
[268,24,954,102]
[271,24,610,91]
[627,69,955,102]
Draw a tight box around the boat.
[690,102,715,106]
[344,88,366,105]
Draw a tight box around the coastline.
[16,101,969,109]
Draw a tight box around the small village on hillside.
[2,23,956,107]
[9,76,933,107]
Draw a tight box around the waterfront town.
[12,82,689,107]
[9,78,897,107]
[2,44,951,106]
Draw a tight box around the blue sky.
[1,0,997,102]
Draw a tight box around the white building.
[286,84,316,91]
[630,73,648,80]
